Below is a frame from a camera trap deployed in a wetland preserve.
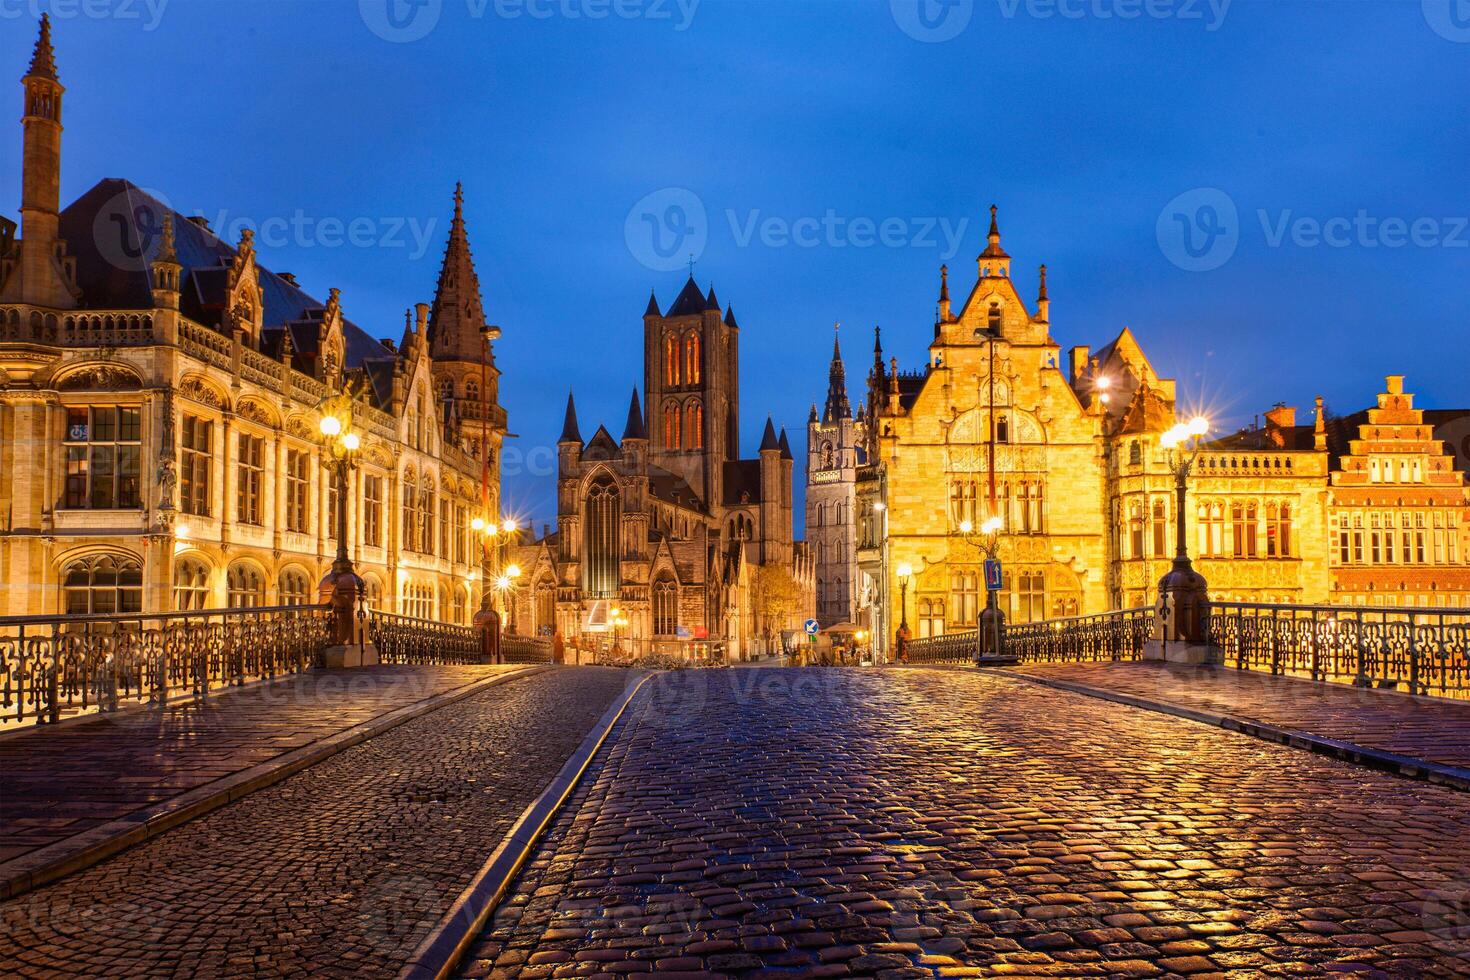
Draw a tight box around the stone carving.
[57,364,142,391]
[179,377,223,407]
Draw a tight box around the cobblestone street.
[0,668,633,978]
[465,668,1470,978]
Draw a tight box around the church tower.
[644,275,739,509]
[4,16,76,308]
[807,324,864,626]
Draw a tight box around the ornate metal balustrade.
[0,604,331,726]
[501,635,554,665]
[1006,607,1154,663]
[1209,602,1470,696]
[366,609,481,665]
[905,607,1154,665]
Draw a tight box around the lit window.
[63,407,142,510]
[63,554,143,615]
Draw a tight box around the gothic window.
[950,479,978,528]
[402,476,417,551]
[227,562,266,608]
[236,433,265,525]
[685,333,701,385]
[63,406,142,510]
[278,567,312,605]
[664,402,681,448]
[996,415,1009,444]
[1267,502,1293,558]
[364,475,383,548]
[918,598,945,638]
[1128,502,1144,559]
[950,568,979,627]
[665,335,681,387]
[1016,481,1044,534]
[181,415,212,516]
[1151,498,1168,557]
[439,379,453,400]
[173,557,210,611]
[63,554,143,615]
[285,449,310,533]
[535,578,556,635]
[466,378,480,402]
[419,487,436,554]
[1198,502,1225,557]
[1015,571,1045,624]
[653,577,678,636]
[685,402,704,450]
[1231,502,1258,558]
[1129,440,1142,466]
[583,476,620,598]
[452,588,467,625]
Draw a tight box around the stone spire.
[1314,395,1327,451]
[28,14,58,81]
[1036,263,1049,322]
[622,387,647,441]
[937,264,951,322]
[427,182,490,363]
[977,204,1011,278]
[559,391,582,445]
[823,323,850,423]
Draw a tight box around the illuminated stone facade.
[857,208,1469,654]
[0,20,504,620]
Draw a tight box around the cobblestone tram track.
[0,667,635,979]
[461,667,1470,978]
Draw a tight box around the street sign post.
[983,559,1003,591]
[804,619,819,635]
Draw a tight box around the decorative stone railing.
[501,635,554,664]
[0,604,331,726]
[1,305,158,347]
[366,608,481,665]
[1209,601,1470,697]
[1192,452,1302,475]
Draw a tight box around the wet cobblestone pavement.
[463,668,1470,978]
[0,668,633,979]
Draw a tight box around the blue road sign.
[804,619,819,635]
[984,559,1003,591]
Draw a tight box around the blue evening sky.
[2,0,1465,530]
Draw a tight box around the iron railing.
[905,607,1154,665]
[501,635,554,665]
[0,604,331,726]
[366,609,481,665]
[1209,602,1470,697]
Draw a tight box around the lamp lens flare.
[1188,415,1210,437]
[981,517,1003,534]
[342,432,360,451]
[896,562,913,579]
[319,415,342,437]
[959,519,974,534]
[470,517,485,531]
[506,564,522,579]
[502,518,518,533]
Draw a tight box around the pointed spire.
[428,183,490,362]
[939,264,950,303]
[1035,263,1050,322]
[157,213,177,264]
[759,417,780,452]
[559,391,582,444]
[808,403,818,424]
[988,203,1000,240]
[27,15,58,81]
[724,305,739,329]
[778,428,793,460]
[704,284,720,312]
[978,203,1010,272]
[644,289,660,317]
[1038,263,1048,300]
[666,275,707,317]
[622,387,647,441]
[1313,395,1327,451]
[824,322,850,423]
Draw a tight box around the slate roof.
[649,464,704,512]
[664,276,708,318]
[723,459,763,506]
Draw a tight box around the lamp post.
[316,394,371,666]
[895,561,912,662]
[959,514,1010,664]
[471,514,519,660]
[1152,415,1212,660]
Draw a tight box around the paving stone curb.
[0,664,551,902]
[983,666,1470,794]
[398,671,652,980]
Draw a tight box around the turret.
[150,214,181,311]
[14,15,75,308]
[976,204,1010,280]
[1035,263,1049,323]
[937,264,951,324]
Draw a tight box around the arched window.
[227,563,266,608]
[652,576,678,636]
[278,567,313,605]
[63,554,143,615]
[452,588,467,625]
[665,335,680,386]
[1128,502,1144,559]
[364,576,383,609]
[466,378,480,402]
[685,402,703,450]
[535,578,556,635]
[173,557,210,611]
[1151,498,1168,557]
[663,402,681,449]
[1016,571,1045,624]
[685,333,701,384]
[919,598,945,638]
[402,475,417,551]
[583,476,620,598]
[950,569,978,627]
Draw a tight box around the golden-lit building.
[0,19,505,619]
[859,207,1470,653]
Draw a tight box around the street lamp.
[315,392,367,661]
[895,561,913,660]
[958,514,1008,664]
[1156,415,1212,652]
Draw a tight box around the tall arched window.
[652,576,678,636]
[685,333,701,384]
[665,335,680,386]
[583,476,620,598]
[227,563,266,608]
[278,567,312,605]
[173,557,211,611]
[535,578,556,635]
[63,554,143,615]
[466,378,480,402]
[452,588,467,625]
[685,402,703,450]
[1016,571,1045,624]
[663,402,681,449]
